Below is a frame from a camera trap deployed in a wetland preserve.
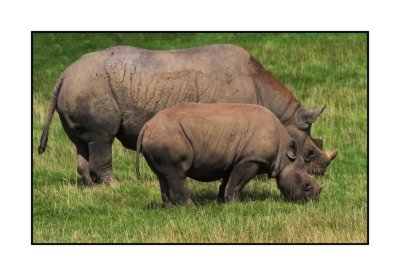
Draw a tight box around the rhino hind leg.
[167,176,194,206]
[155,173,193,206]
[75,139,96,185]
[218,177,229,203]
[87,139,116,184]
[59,114,96,185]
[224,162,260,203]
[59,112,119,185]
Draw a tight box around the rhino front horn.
[326,150,338,162]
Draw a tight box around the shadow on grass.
[193,188,284,205]
[240,190,284,203]
[146,188,285,209]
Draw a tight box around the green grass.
[33,33,367,243]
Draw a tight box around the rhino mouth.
[282,185,323,202]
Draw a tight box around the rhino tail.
[136,123,147,181]
[38,76,64,155]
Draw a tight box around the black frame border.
[31,31,369,245]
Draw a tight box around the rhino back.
[162,104,284,179]
[102,45,260,137]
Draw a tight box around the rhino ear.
[300,106,325,125]
[286,140,297,161]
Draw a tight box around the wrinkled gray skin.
[38,44,337,185]
[136,103,323,204]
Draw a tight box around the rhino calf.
[136,103,323,205]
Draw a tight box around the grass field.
[32,33,367,243]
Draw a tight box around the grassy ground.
[32,33,367,243]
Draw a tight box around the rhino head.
[276,140,324,202]
[286,106,338,176]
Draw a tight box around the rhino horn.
[312,138,324,149]
[326,149,338,162]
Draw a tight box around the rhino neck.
[250,57,301,125]
[257,74,301,125]
[270,147,292,179]
[269,126,290,178]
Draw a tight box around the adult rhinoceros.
[38,44,337,185]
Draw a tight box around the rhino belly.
[187,162,230,182]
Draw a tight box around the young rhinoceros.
[136,103,323,205]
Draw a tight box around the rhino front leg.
[88,139,116,184]
[224,162,259,203]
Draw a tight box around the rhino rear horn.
[312,138,324,149]
[301,106,326,125]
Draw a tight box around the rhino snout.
[305,149,337,176]
[292,182,324,202]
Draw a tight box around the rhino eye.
[303,149,314,161]
[298,122,310,130]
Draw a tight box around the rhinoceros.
[38,44,337,185]
[136,103,323,204]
